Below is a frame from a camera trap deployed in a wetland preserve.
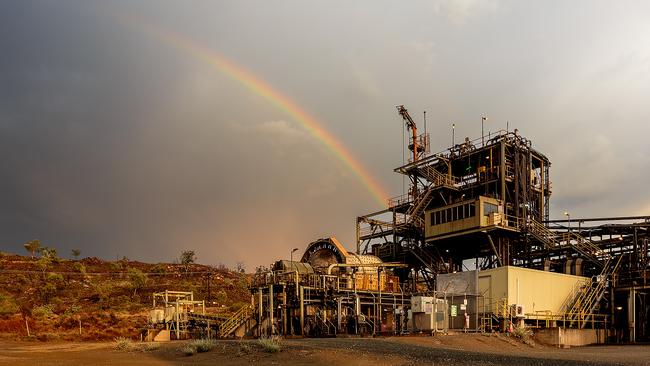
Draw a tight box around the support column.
[629,288,636,343]
[282,285,287,336]
[337,297,342,333]
[269,285,274,336]
[258,289,263,337]
[299,286,304,336]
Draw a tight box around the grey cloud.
[1,1,649,267]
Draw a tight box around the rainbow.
[121,17,389,207]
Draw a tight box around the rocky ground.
[1,335,648,366]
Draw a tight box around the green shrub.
[511,324,534,345]
[180,344,196,356]
[189,338,215,353]
[139,342,160,352]
[114,337,134,351]
[32,304,54,318]
[151,264,167,274]
[47,273,64,283]
[179,339,214,356]
[258,336,282,353]
[39,282,58,303]
[63,304,81,317]
[0,294,18,316]
[237,341,252,355]
[72,262,86,274]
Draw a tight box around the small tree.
[180,250,196,265]
[128,267,147,297]
[39,246,57,260]
[24,240,41,259]
[71,249,81,259]
[180,250,196,273]
[236,262,246,273]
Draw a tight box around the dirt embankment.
[0,253,250,341]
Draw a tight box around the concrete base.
[153,330,170,342]
[535,328,605,347]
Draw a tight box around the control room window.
[484,202,498,216]
[469,203,476,217]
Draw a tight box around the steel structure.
[355,106,650,341]
[245,106,650,343]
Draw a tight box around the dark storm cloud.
[1,1,650,267]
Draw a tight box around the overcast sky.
[1,1,649,268]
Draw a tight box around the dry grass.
[511,324,535,346]
[180,338,216,356]
[114,337,134,351]
[115,337,162,352]
[258,336,282,353]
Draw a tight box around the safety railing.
[527,219,558,249]
[566,255,622,328]
[218,305,251,338]
[387,193,412,208]
[560,232,609,263]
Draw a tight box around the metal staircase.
[560,232,605,267]
[406,187,435,227]
[527,219,605,266]
[408,245,440,288]
[419,166,457,190]
[565,255,623,328]
[218,305,252,338]
[527,219,558,249]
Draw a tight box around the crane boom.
[396,105,419,162]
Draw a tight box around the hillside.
[0,252,251,341]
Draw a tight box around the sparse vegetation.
[180,250,196,265]
[23,240,41,258]
[151,264,167,274]
[39,247,58,261]
[127,267,147,296]
[511,324,534,345]
[258,335,282,353]
[71,249,81,259]
[236,261,246,273]
[72,262,86,274]
[179,339,216,356]
[0,253,251,341]
[237,340,252,355]
[0,294,19,316]
[32,304,55,318]
[180,250,196,274]
[180,344,197,356]
[139,342,161,352]
[191,338,216,352]
[114,337,134,351]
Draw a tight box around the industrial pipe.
[326,262,408,275]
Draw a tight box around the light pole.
[452,123,456,147]
[481,117,487,146]
[290,248,299,262]
[564,211,571,233]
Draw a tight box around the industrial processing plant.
[233,106,649,346]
